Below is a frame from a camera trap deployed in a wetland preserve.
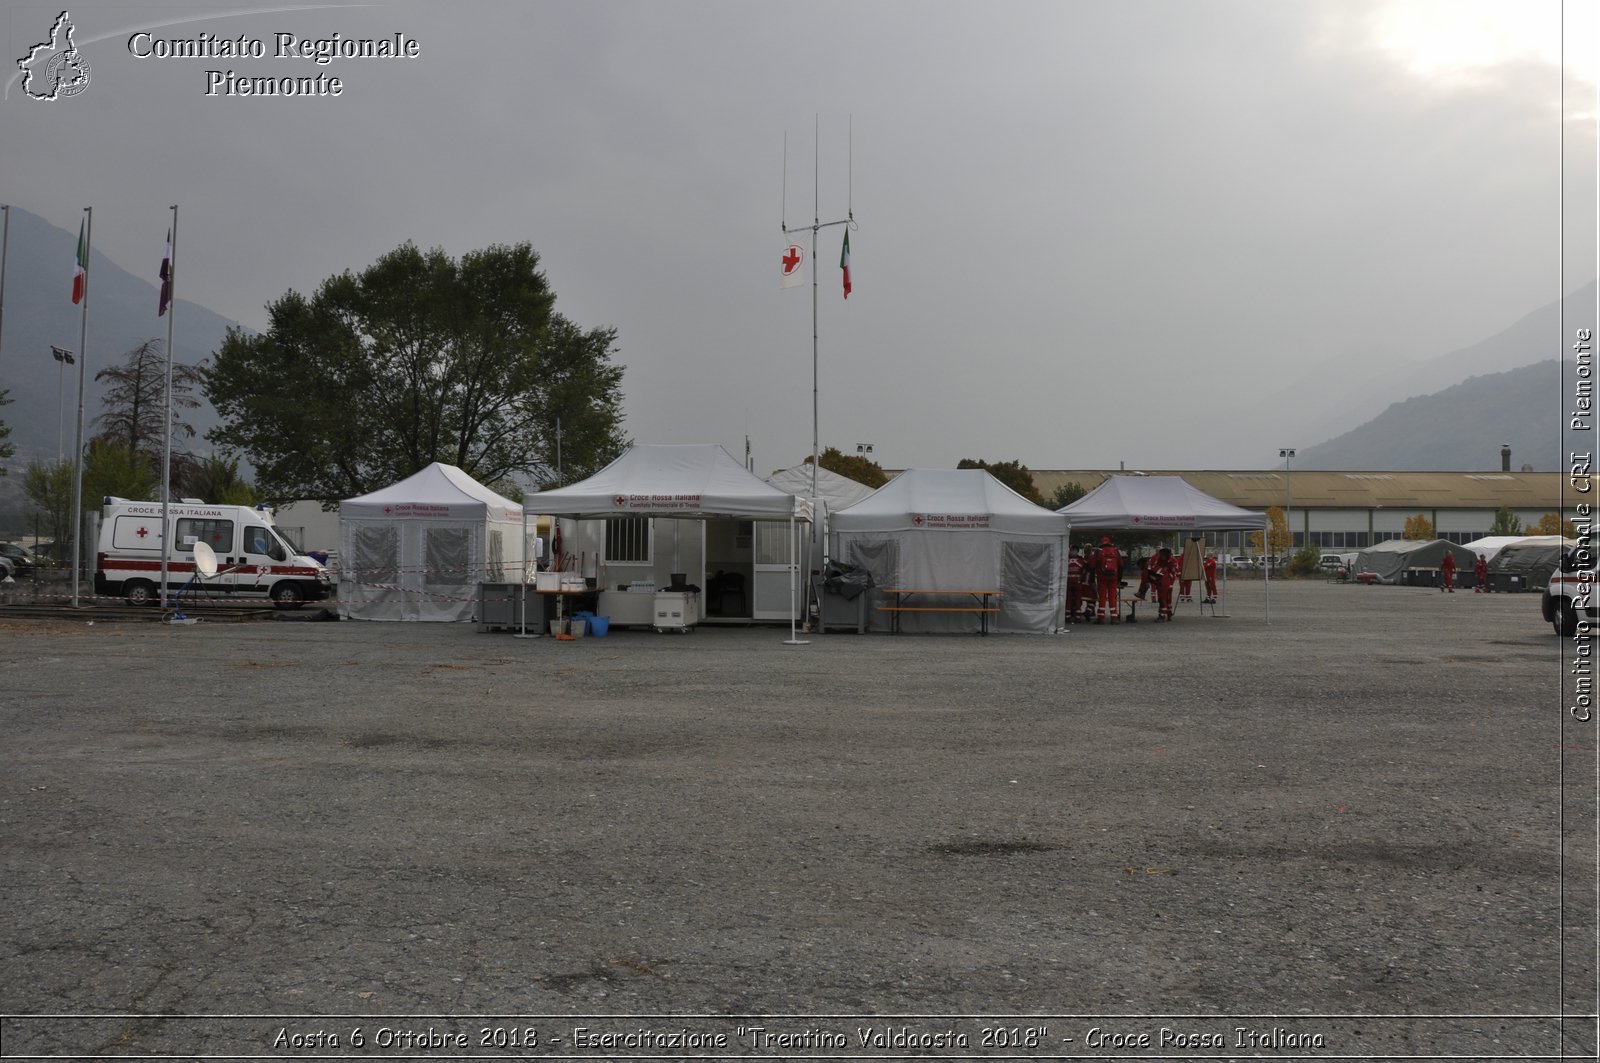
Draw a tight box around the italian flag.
[840,229,852,299]
[158,230,172,316]
[71,220,87,304]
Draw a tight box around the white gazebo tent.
[527,444,814,639]
[1058,474,1269,618]
[765,463,877,601]
[339,462,524,622]
[829,468,1070,633]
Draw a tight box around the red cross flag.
[780,234,805,289]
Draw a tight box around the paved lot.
[0,580,1594,1059]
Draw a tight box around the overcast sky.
[4,0,1596,474]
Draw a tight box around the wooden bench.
[877,588,1003,635]
[1120,595,1152,622]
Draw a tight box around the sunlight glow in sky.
[1367,0,1598,90]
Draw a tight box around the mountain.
[1244,279,1596,461]
[1295,360,1563,471]
[0,207,242,468]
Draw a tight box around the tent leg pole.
[784,515,809,645]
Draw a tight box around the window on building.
[604,516,650,564]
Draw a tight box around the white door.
[752,520,799,620]
[241,523,285,596]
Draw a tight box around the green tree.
[22,459,73,544]
[1288,542,1322,577]
[84,439,159,503]
[0,389,13,472]
[204,241,627,500]
[809,445,889,488]
[182,453,255,506]
[1488,507,1523,536]
[93,339,207,484]
[1403,513,1436,540]
[1047,480,1087,510]
[956,458,1045,505]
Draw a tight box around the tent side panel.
[339,518,409,620]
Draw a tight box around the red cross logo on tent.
[913,514,925,526]
[1132,516,1143,524]
[384,505,393,515]
[136,526,149,538]
[613,495,626,507]
[782,243,804,277]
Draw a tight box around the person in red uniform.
[1078,545,1097,621]
[1150,546,1177,621]
[1094,536,1123,623]
[1202,551,1219,603]
[1065,548,1084,622]
[1473,553,1489,593]
[1082,544,1101,620]
[1440,550,1457,593]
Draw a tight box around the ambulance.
[95,497,330,608]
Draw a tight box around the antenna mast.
[780,117,856,645]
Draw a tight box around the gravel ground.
[0,580,1594,1059]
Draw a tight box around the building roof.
[1032,470,1571,510]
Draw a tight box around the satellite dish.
[193,541,219,578]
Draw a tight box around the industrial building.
[1032,468,1575,553]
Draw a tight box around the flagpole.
[0,204,10,364]
[780,120,854,641]
[159,205,177,608]
[70,207,91,607]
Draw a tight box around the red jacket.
[1095,545,1123,582]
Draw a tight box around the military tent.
[1354,538,1478,586]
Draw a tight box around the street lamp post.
[856,443,874,458]
[52,346,74,460]
[1279,448,1296,562]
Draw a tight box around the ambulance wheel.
[271,582,304,610]
[1556,600,1579,638]
[124,580,157,606]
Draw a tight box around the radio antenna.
[779,119,856,646]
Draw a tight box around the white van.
[95,497,330,608]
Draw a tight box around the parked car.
[0,542,34,578]
[0,555,12,580]
[1228,555,1256,569]
[1542,550,1596,636]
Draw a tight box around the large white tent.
[765,464,876,516]
[1059,474,1268,532]
[528,444,813,630]
[339,462,524,622]
[766,463,877,580]
[830,468,1069,634]
[1059,474,1269,619]
[531,444,811,521]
